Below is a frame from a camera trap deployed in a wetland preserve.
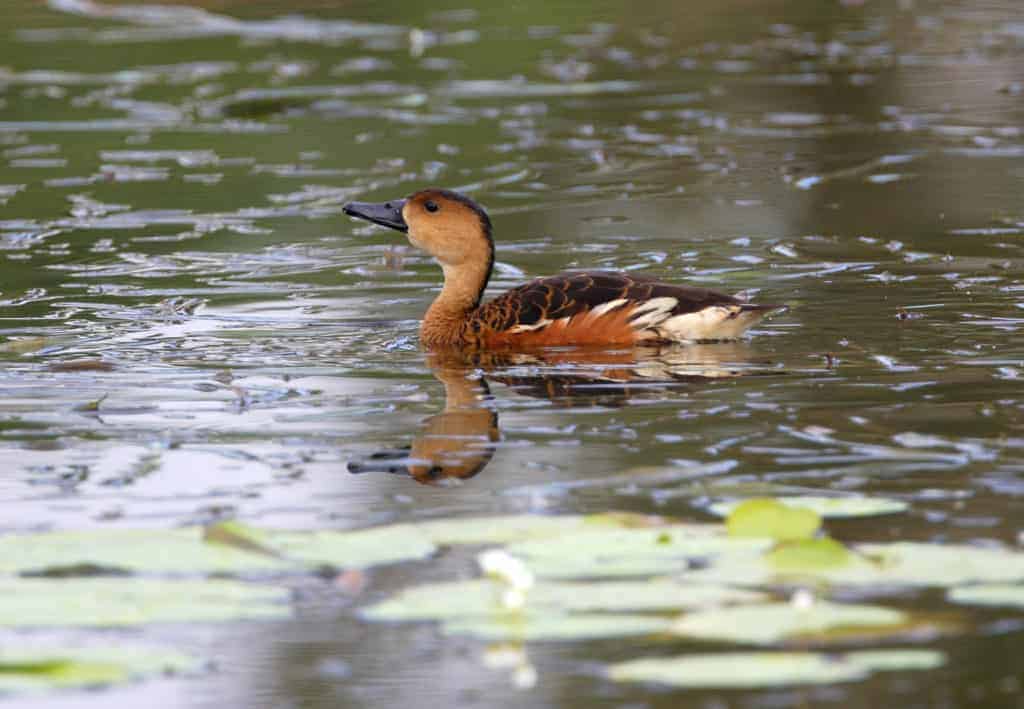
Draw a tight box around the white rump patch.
[656,305,766,341]
[627,297,679,329]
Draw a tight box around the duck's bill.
[342,199,408,232]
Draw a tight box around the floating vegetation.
[0,578,289,627]
[607,649,945,688]
[710,496,909,519]
[0,642,200,695]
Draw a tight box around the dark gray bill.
[342,199,408,232]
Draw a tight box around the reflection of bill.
[349,343,778,485]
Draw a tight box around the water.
[1,0,1023,706]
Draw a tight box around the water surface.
[1,0,1023,706]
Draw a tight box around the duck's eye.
[424,200,439,213]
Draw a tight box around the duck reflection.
[348,343,773,485]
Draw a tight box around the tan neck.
[421,260,490,347]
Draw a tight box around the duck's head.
[343,188,493,269]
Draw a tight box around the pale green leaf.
[506,526,770,579]
[948,584,1024,608]
[442,613,671,641]
[726,499,821,542]
[670,601,906,645]
[607,649,944,688]
[0,643,199,695]
[363,579,768,621]
[0,578,290,627]
[710,496,908,519]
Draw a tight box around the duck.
[342,188,782,350]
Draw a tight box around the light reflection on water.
[1,0,1023,706]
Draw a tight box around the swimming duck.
[343,189,781,350]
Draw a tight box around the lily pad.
[505,526,770,579]
[688,541,1024,589]
[725,499,821,541]
[670,601,907,645]
[441,613,671,641]
[0,525,435,575]
[363,579,769,622]
[768,538,853,571]
[0,578,290,627]
[0,643,200,695]
[607,649,945,688]
[410,512,674,546]
[948,584,1024,608]
[711,496,908,519]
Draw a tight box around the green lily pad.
[0,525,435,576]
[0,643,200,695]
[0,528,290,576]
[441,613,671,641]
[363,579,769,622]
[505,527,770,579]
[711,496,908,519]
[948,584,1024,608]
[607,649,945,688]
[768,538,853,571]
[0,578,289,627]
[670,601,907,645]
[726,499,821,541]
[688,541,1024,589]
[410,512,674,546]
[265,525,435,569]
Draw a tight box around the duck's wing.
[474,271,779,346]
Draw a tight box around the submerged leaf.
[711,496,908,519]
[670,601,906,645]
[607,649,944,688]
[726,499,821,541]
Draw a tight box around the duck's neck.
[421,258,492,347]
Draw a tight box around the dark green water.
[1,0,1023,706]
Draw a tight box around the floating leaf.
[948,584,1024,608]
[441,613,671,641]
[711,496,908,519]
[670,601,906,645]
[266,525,435,569]
[689,541,1024,589]
[0,643,199,695]
[725,499,821,541]
[0,529,291,575]
[505,527,769,579]
[607,649,944,688]
[0,578,289,627]
[768,538,853,571]
[0,525,435,575]
[410,512,678,546]
[363,579,768,622]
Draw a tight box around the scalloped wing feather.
[472,271,776,347]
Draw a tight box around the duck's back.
[471,271,776,348]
